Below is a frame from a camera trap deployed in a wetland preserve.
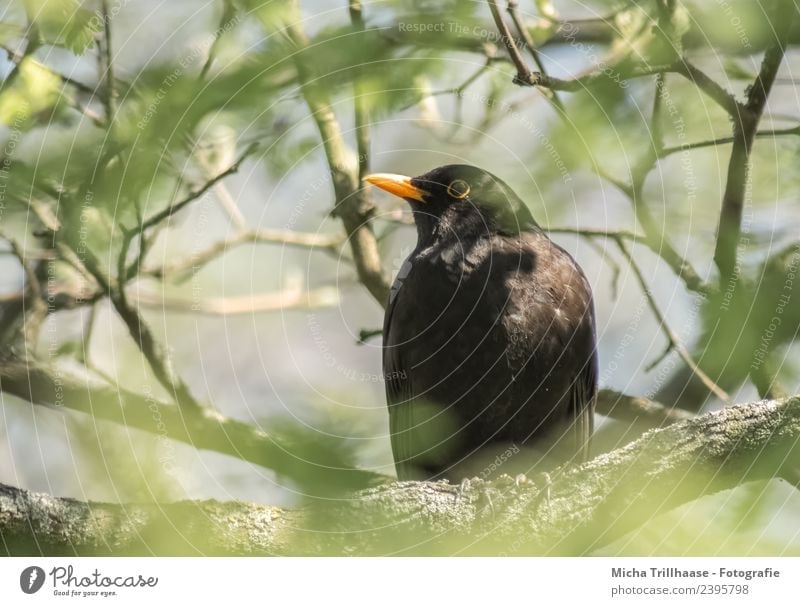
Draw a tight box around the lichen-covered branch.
[2,397,798,555]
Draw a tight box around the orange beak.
[363,173,428,202]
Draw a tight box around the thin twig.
[198,0,236,80]
[506,0,566,112]
[546,227,645,241]
[191,137,248,230]
[58,235,204,412]
[133,285,340,316]
[99,0,117,123]
[547,227,713,296]
[596,389,694,428]
[488,0,533,86]
[146,228,344,280]
[615,238,730,403]
[669,60,742,118]
[349,0,370,184]
[660,126,800,157]
[138,142,258,233]
[6,238,47,350]
[395,55,500,116]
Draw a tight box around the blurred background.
[1,0,799,554]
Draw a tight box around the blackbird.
[365,165,597,481]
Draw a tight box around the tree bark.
[2,397,798,555]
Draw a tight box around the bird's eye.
[446,179,470,199]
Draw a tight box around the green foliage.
[0,57,61,125]
[24,0,102,54]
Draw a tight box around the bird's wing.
[560,260,597,463]
[382,258,418,480]
[499,234,597,462]
[571,315,597,463]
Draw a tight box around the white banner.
[0,557,796,605]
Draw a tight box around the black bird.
[365,165,597,481]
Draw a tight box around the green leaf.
[24,0,101,54]
[0,57,61,126]
[62,7,102,55]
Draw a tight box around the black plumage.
[366,165,597,481]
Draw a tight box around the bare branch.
[146,228,343,280]
[110,287,203,410]
[133,285,339,316]
[55,234,204,413]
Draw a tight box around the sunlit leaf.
[0,57,61,125]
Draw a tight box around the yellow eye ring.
[447,179,470,199]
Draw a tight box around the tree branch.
[490,0,672,94]
[284,1,390,307]
[2,396,798,555]
[596,389,694,429]
[487,2,714,301]
[198,0,237,80]
[713,5,795,280]
[99,0,117,123]
[138,143,258,234]
[547,227,714,297]
[669,59,742,118]
[0,357,379,491]
[132,285,340,315]
[89,243,205,412]
[145,228,343,281]
[659,126,800,157]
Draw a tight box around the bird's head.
[364,164,538,242]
